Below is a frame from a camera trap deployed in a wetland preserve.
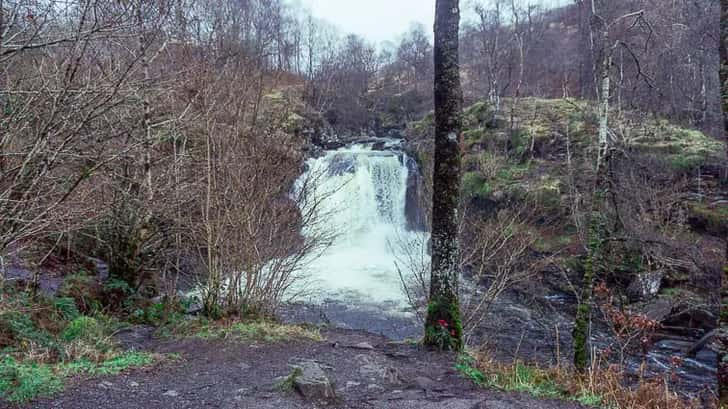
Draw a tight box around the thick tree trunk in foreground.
[424,0,464,351]
[718,0,728,404]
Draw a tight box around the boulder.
[290,360,336,400]
[641,298,674,322]
[663,302,717,332]
[626,271,663,302]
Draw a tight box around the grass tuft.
[456,351,704,409]
[275,367,303,392]
[190,320,322,343]
[0,352,158,403]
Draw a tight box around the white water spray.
[297,140,428,306]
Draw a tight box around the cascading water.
[290,141,718,394]
[296,140,427,307]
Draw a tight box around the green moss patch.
[424,296,463,351]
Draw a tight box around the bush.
[462,172,492,199]
[669,154,706,171]
[463,101,494,128]
[509,130,531,157]
[61,317,102,342]
[52,298,81,322]
[531,183,562,212]
[58,273,103,314]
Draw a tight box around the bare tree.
[572,1,652,371]
[472,0,507,116]
[718,0,728,404]
[424,0,464,351]
[0,1,167,260]
[397,23,434,94]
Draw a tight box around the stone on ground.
[290,360,336,400]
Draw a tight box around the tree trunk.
[718,0,728,404]
[597,42,611,170]
[573,29,612,372]
[424,0,464,351]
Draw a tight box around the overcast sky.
[299,0,437,45]
[297,0,572,45]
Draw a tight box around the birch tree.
[424,0,464,351]
[572,0,651,371]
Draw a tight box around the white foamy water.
[296,141,428,306]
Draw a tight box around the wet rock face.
[328,154,357,177]
[405,156,427,232]
[371,141,387,151]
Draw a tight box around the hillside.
[408,96,725,294]
[404,98,725,396]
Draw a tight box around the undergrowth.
[0,287,160,403]
[0,352,157,403]
[456,352,703,409]
[125,295,321,344]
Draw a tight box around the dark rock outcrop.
[404,156,427,232]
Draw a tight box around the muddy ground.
[14,328,586,409]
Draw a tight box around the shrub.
[58,273,103,314]
[509,130,531,157]
[61,317,103,342]
[462,172,492,199]
[52,298,81,322]
[102,278,135,311]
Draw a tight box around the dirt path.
[17,329,585,409]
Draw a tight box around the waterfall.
[296,140,428,306]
